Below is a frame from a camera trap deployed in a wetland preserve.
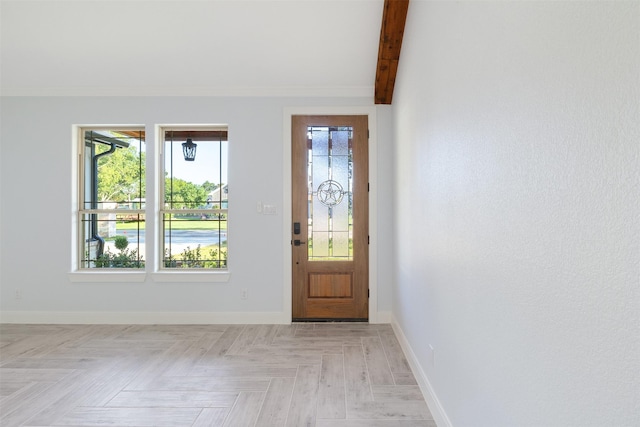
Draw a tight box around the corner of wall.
[391,315,453,427]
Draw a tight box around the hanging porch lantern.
[182,138,197,161]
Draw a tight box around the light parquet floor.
[0,323,434,427]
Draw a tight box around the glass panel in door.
[307,126,353,261]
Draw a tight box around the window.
[77,128,145,269]
[73,125,228,277]
[161,128,228,269]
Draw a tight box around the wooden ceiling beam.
[374,0,410,105]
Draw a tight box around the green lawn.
[117,219,227,230]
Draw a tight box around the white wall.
[392,1,639,426]
[0,96,394,323]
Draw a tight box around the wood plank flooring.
[0,323,435,427]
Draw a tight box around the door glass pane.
[308,126,353,261]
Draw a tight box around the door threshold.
[292,318,369,323]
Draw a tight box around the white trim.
[374,310,392,324]
[282,106,378,322]
[1,86,374,98]
[0,311,289,325]
[71,125,81,271]
[391,316,453,427]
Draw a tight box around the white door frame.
[283,106,379,323]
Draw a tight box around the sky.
[166,140,228,186]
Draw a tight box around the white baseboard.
[391,315,453,427]
[0,311,290,325]
[1,310,392,325]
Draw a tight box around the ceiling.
[0,0,387,98]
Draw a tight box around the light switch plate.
[263,204,277,215]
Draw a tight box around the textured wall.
[392,1,639,426]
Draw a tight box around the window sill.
[67,270,230,283]
[68,271,147,283]
[152,271,231,283]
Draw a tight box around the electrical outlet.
[241,289,248,300]
[15,290,22,300]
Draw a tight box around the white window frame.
[69,125,147,282]
[69,124,231,283]
[152,125,230,282]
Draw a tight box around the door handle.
[293,240,306,246]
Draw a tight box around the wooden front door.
[292,115,369,321]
